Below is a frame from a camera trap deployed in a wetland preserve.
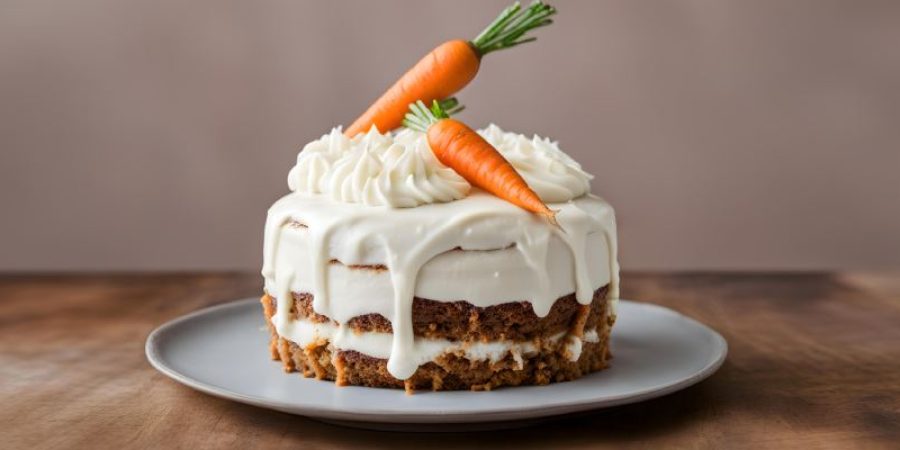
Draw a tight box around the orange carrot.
[403,99,557,224]
[346,40,478,138]
[345,1,556,138]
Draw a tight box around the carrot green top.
[401,98,464,133]
[470,1,557,57]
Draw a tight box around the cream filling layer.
[272,316,600,366]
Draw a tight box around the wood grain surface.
[2,272,899,449]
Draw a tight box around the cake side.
[261,286,615,392]
[261,125,620,388]
[266,285,609,341]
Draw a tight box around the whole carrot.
[403,99,557,224]
[345,1,556,137]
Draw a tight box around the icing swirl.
[478,124,593,203]
[288,127,469,208]
[288,125,593,207]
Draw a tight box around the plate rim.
[146,298,728,423]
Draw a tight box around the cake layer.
[271,340,610,392]
[262,298,615,392]
[266,285,608,341]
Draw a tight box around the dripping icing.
[262,190,618,380]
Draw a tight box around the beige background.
[1,0,898,271]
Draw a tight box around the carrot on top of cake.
[345,1,556,137]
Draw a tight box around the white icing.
[287,125,594,207]
[584,329,600,343]
[263,214,612,312]
[565,335,584,362]
[479,124,593,203]
[262,190,619,380]
[287,127,470,207]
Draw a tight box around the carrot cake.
[261,124,619,392]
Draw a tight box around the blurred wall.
[1,0,898,271]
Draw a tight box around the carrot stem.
[470,1,556,56]
[402,98,463,133]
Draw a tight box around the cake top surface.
[287,124,593,208]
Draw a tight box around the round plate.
[146,298,726,431]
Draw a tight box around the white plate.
[146,298,727,431]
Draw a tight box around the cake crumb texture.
[261,287,615,392]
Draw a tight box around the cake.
[261,125,619,392]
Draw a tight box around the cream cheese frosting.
[478,124,592,202]
[287,127,469,207]
[267,124,618,380]
[287,125,593,206]
[262,191,619,380]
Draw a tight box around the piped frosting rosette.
[288,124,592,206]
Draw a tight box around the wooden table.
[2,272,899,448]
